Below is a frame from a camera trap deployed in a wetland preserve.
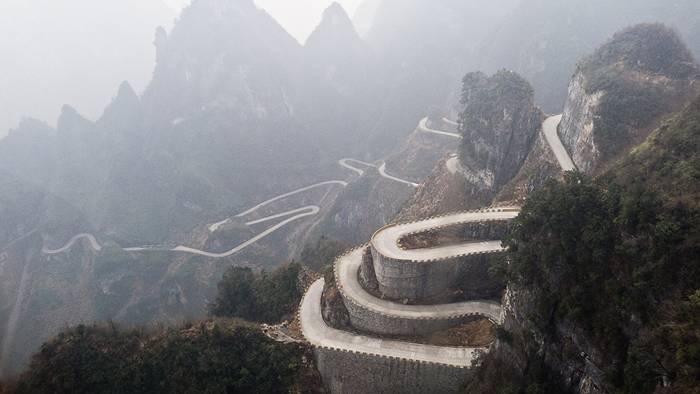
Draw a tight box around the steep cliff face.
[142,0,303,125]
[458,70,544,198]
[301,2,373,152]
[558,24,700,173]
[495,131,561,205]
[558,73,604,173]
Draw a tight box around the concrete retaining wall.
[370,216,512,302]
[371,249,498,301]
[342,290,480,336]
[315,347,468,394]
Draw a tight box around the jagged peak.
[305,1,362,49]
[98,81,142,127]
[57,105,91,133]
[116,81,138,102]
[323,2,349,22]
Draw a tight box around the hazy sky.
[167,0,365,43]
[255,0,365,42]
[0,0,367,137]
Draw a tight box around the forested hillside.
[467,91,700,394]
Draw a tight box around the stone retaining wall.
[342,288,481,336]
[314,347,469,394]
[371,250,498,301]
[370,217,512,302]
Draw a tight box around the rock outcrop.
[558,23,700,173]
[458,70,544,198]
[479,0,700,113]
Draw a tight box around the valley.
[0,1,698,393]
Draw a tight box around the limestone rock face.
[558,73,604,173]
[558,23,700,174]
[459,70,544,195]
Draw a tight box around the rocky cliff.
[558,23,700,173]
[458,70,544,200]
[465,26,700,394]
[479,0,700,113]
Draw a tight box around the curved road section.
[300,114,577,375]
[543,114,576,171]
[338,158,376,176]
[418,117,462,139]
[378,162,420,188]
[300,207,519,366]
[336,248,502,322]
[371,208,519,262]
[43,234,101,255]
[300,279,482,367]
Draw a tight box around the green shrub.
[210,263,302,323]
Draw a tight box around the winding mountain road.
[371,208,519,262]
[378,162,420,188]
[446,114,573,178]
[300,114,579,369]
[42,233,102,255]
[418,117,462,139]
[234,181,347,219]
[41,116,461,259]
[300,279,482,367]
[168,206,320,258]
[338,158,376,176]
[336,247,502,323]
[542,114,576,171]
[207,180,347,233]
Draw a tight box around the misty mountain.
[0,0,176,137]
[2,0,700,385]
[357,0,521,152]
[352,0,382,38]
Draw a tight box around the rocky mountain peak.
[306,2,361,49]
[323,2,350,25]
[458,70,543,194]
[559,23,700,173]
[116,81,139,104]
[98,81,142,130]
[57,105,92,133]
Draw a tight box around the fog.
[254,0,366,42]
[0,0,178,138]
[0,0,365,138]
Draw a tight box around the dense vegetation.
[210,263,303,323]
[581,23,699,161]
[478,94,700,393]
[6,321,318,394]
[300,236,347,272]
